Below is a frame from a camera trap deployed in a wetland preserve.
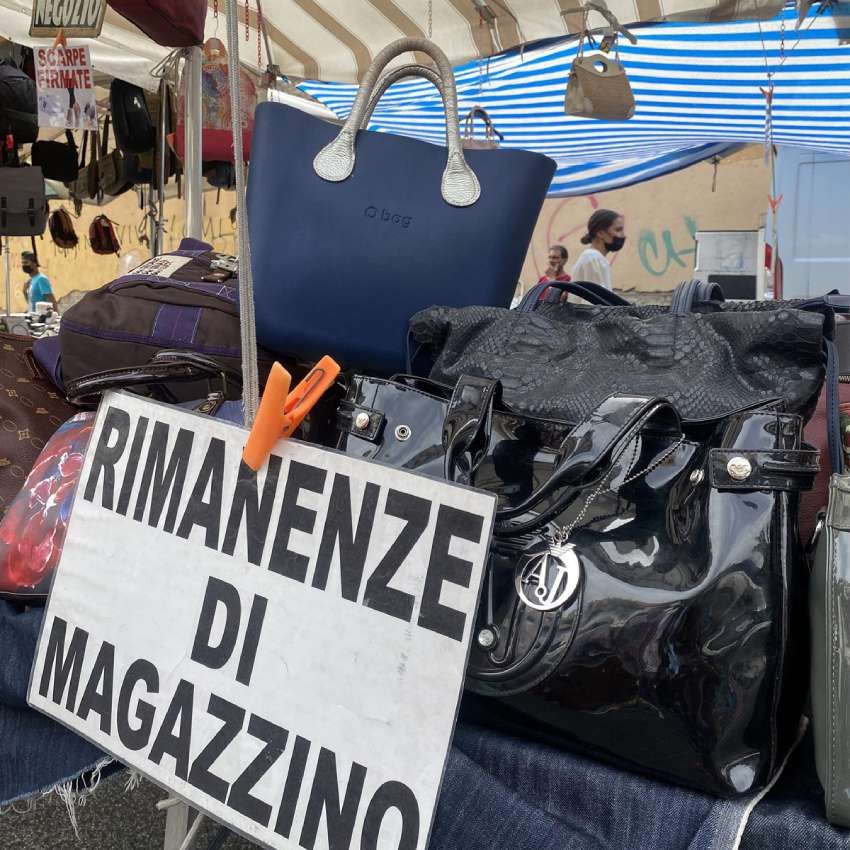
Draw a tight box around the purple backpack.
[59,239,276,401]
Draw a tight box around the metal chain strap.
[553,433,686,545]
[257,0,263,67]
[428,0,433,40]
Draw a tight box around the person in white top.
[570,209,627,291]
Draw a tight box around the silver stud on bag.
[477,627,498,650]
[354,412,370,431]
[395,425,411,441]
[689,469,705,485]
[726,456,753,481]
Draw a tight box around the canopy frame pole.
[3,237,10,318]
[155,78,169,255]
[184,46,204,240]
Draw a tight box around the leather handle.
[439,385,683,535]
[388,373,454,397]
[313,38,480,208]
[361,64,444,130]
[492,394,682,537]
[66,350,242,405]
[670,278,726,315]
[100,116,111,158]
[463,107,503,142]
[517,279,632,312]
[442,375,502,485]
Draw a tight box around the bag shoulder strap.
[518,279,631,312]
[492,394,681,535]
[100,116,111,157]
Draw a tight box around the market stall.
[0,1,849,849]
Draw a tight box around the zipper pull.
[194,392,225,417]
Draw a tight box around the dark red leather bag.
[107,0,206,47]
[802,380,850,544]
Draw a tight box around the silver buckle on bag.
[210,255,238,274]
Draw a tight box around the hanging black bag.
[110,78,156,154]
[31,131,79,183]
[0,61,38,145]
[0,166,47,236]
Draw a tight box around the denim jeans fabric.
[433,724,754,850]
[0,601,103,807]
[742,730,850,850]
[433,724,850,850]
[3,595,850,849]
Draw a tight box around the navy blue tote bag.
[247,38,555,374]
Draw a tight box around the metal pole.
[3,239,10,318]
[184,46,204,240]
[155,78,168,255]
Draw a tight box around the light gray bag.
[565,36,635,121]
[811,474,850,828]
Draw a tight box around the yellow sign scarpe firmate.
[242,356,340,471]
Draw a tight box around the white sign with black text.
[28,392,496,850]
[30,0,107,38]
[35,45,97,131]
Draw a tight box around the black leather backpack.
[0,61,37,145]
[110,79,156,154]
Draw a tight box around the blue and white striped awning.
[299,4,850,196]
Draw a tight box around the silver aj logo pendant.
[516,543,582,612]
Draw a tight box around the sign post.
[29,392,496,850]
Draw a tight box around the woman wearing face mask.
[570,209,626,290]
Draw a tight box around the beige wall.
[4,150,767,310]
[5,189,237,311]
[521,150,769,295]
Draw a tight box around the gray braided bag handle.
[314,38,480,207]
[361,63,444,129]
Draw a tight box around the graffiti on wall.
[637,216,698,277]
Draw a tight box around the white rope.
[225,0,260,426]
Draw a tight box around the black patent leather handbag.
[337,373,818,797]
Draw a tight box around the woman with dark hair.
[570,208,626,290]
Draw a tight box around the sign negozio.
[28,392,496,850]
[30,0,107,38]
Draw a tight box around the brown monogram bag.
[0,333,76,519]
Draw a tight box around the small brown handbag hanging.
[462,106,504,149]
[565,31,635,121]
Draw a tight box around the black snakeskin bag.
[409,279,833,428]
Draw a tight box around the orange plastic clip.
[242,356,340,471]
[52,29,67,48]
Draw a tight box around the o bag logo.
[364,206,413,229]
[31,0,107,37]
